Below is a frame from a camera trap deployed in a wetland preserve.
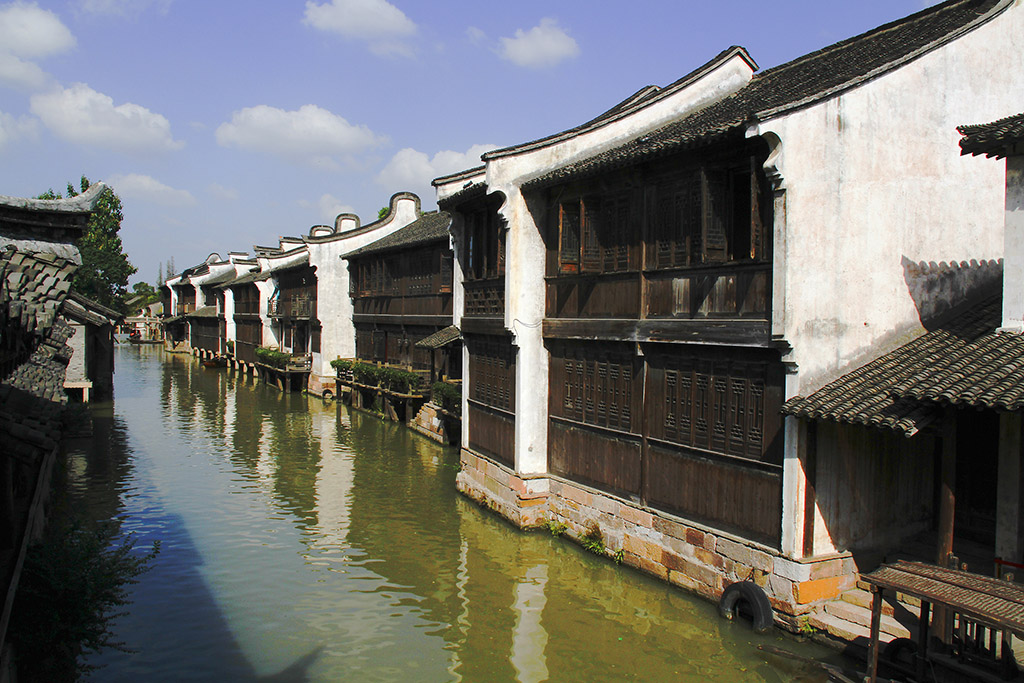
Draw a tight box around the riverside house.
[439,0,1024,638]
[344,210,457,381]
[173,193,423,393]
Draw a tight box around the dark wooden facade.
[174,285,196,316]
[190,316,220,355]
[466,334,515,468]
[452,192,517,465]
[539,138,784,545]
[231,282,261,364]
[271,265,318,355]
[350,240,454,370]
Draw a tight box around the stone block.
[662,550,687,573]
[795,575,846,604]
[773,556,812,583]
[717,538,773,573]
[653,516,687,540]
[693,547,724,569]
[592,493,618,515]
[769,573,795,604]
[618,503,653,528]
[637,555,669,581]
[562,485,592,507]
[685,528,705,548]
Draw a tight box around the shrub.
[225,339,234,354]
[352,362,380,386]
[330,358,353,373]
[379,366,420,394]
[431,381,461,415]
[255,347,289,369]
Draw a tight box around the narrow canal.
[61,346,844,682]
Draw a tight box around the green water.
[59,345,846,682]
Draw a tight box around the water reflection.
[61,346,841,681]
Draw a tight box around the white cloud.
[76,0,172,17]
[216,104,384,169]
[377,144,496,197]
[0,53,49,90]
[0,2,75,90]
[303,0,416,57]
[0,2,75,59]
[106,173,196,207]
[0,109,38,147]
[299,193,355,223]
[499,18,579,69]
[465,26,486,46]
[30,83,184,153]
[207,182,238,201]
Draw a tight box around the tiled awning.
[782,295,1023,436]
[415,325,461,349]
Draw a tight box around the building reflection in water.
[66,347,837,682]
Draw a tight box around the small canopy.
[415,325,461,349]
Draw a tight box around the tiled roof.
[64,291,122,327]
[958,111,1024,158]
[220,268,263,288]
[187,305,219,318]
[437,183,486,210]
[415,325,461,349]
[344,212,451,259]
[525,0,1005,190]
[1,247,77,336]
[782,295,1018,436]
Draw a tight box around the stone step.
[808,611,892,647]
[841,588,921,621]
[825,600,913,639]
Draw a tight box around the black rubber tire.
[880,637,918,681]
[718,581,774,633]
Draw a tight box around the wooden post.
[934,407,957,642]
[866,587,883,683]
[917,600,931,682]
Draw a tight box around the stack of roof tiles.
[0,245,80,466]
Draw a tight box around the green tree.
[39,176,136,312]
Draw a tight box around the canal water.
[60,346,845,682]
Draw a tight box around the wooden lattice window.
[551,343,635,433]
[660,354,768,461]
[647,156,767,270]
[468,336,516,412]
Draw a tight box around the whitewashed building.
[440,0,1024,638]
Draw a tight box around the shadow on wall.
[902,256,1002,329]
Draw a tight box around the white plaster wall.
[1003,155,1024,330]
[223,288,236,345]
[307,193,422,378]
[754,2,1024,396]
[66,323,87,382]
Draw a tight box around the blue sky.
[0,0,937,284]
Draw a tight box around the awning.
[415,325,461,349]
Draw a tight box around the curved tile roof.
[344,212,451,259]
[958,111,1024,158]
[526,0,1006,190]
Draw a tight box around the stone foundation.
[410,402,460,445]
[457,448,860,631]
[306,374,337,399]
